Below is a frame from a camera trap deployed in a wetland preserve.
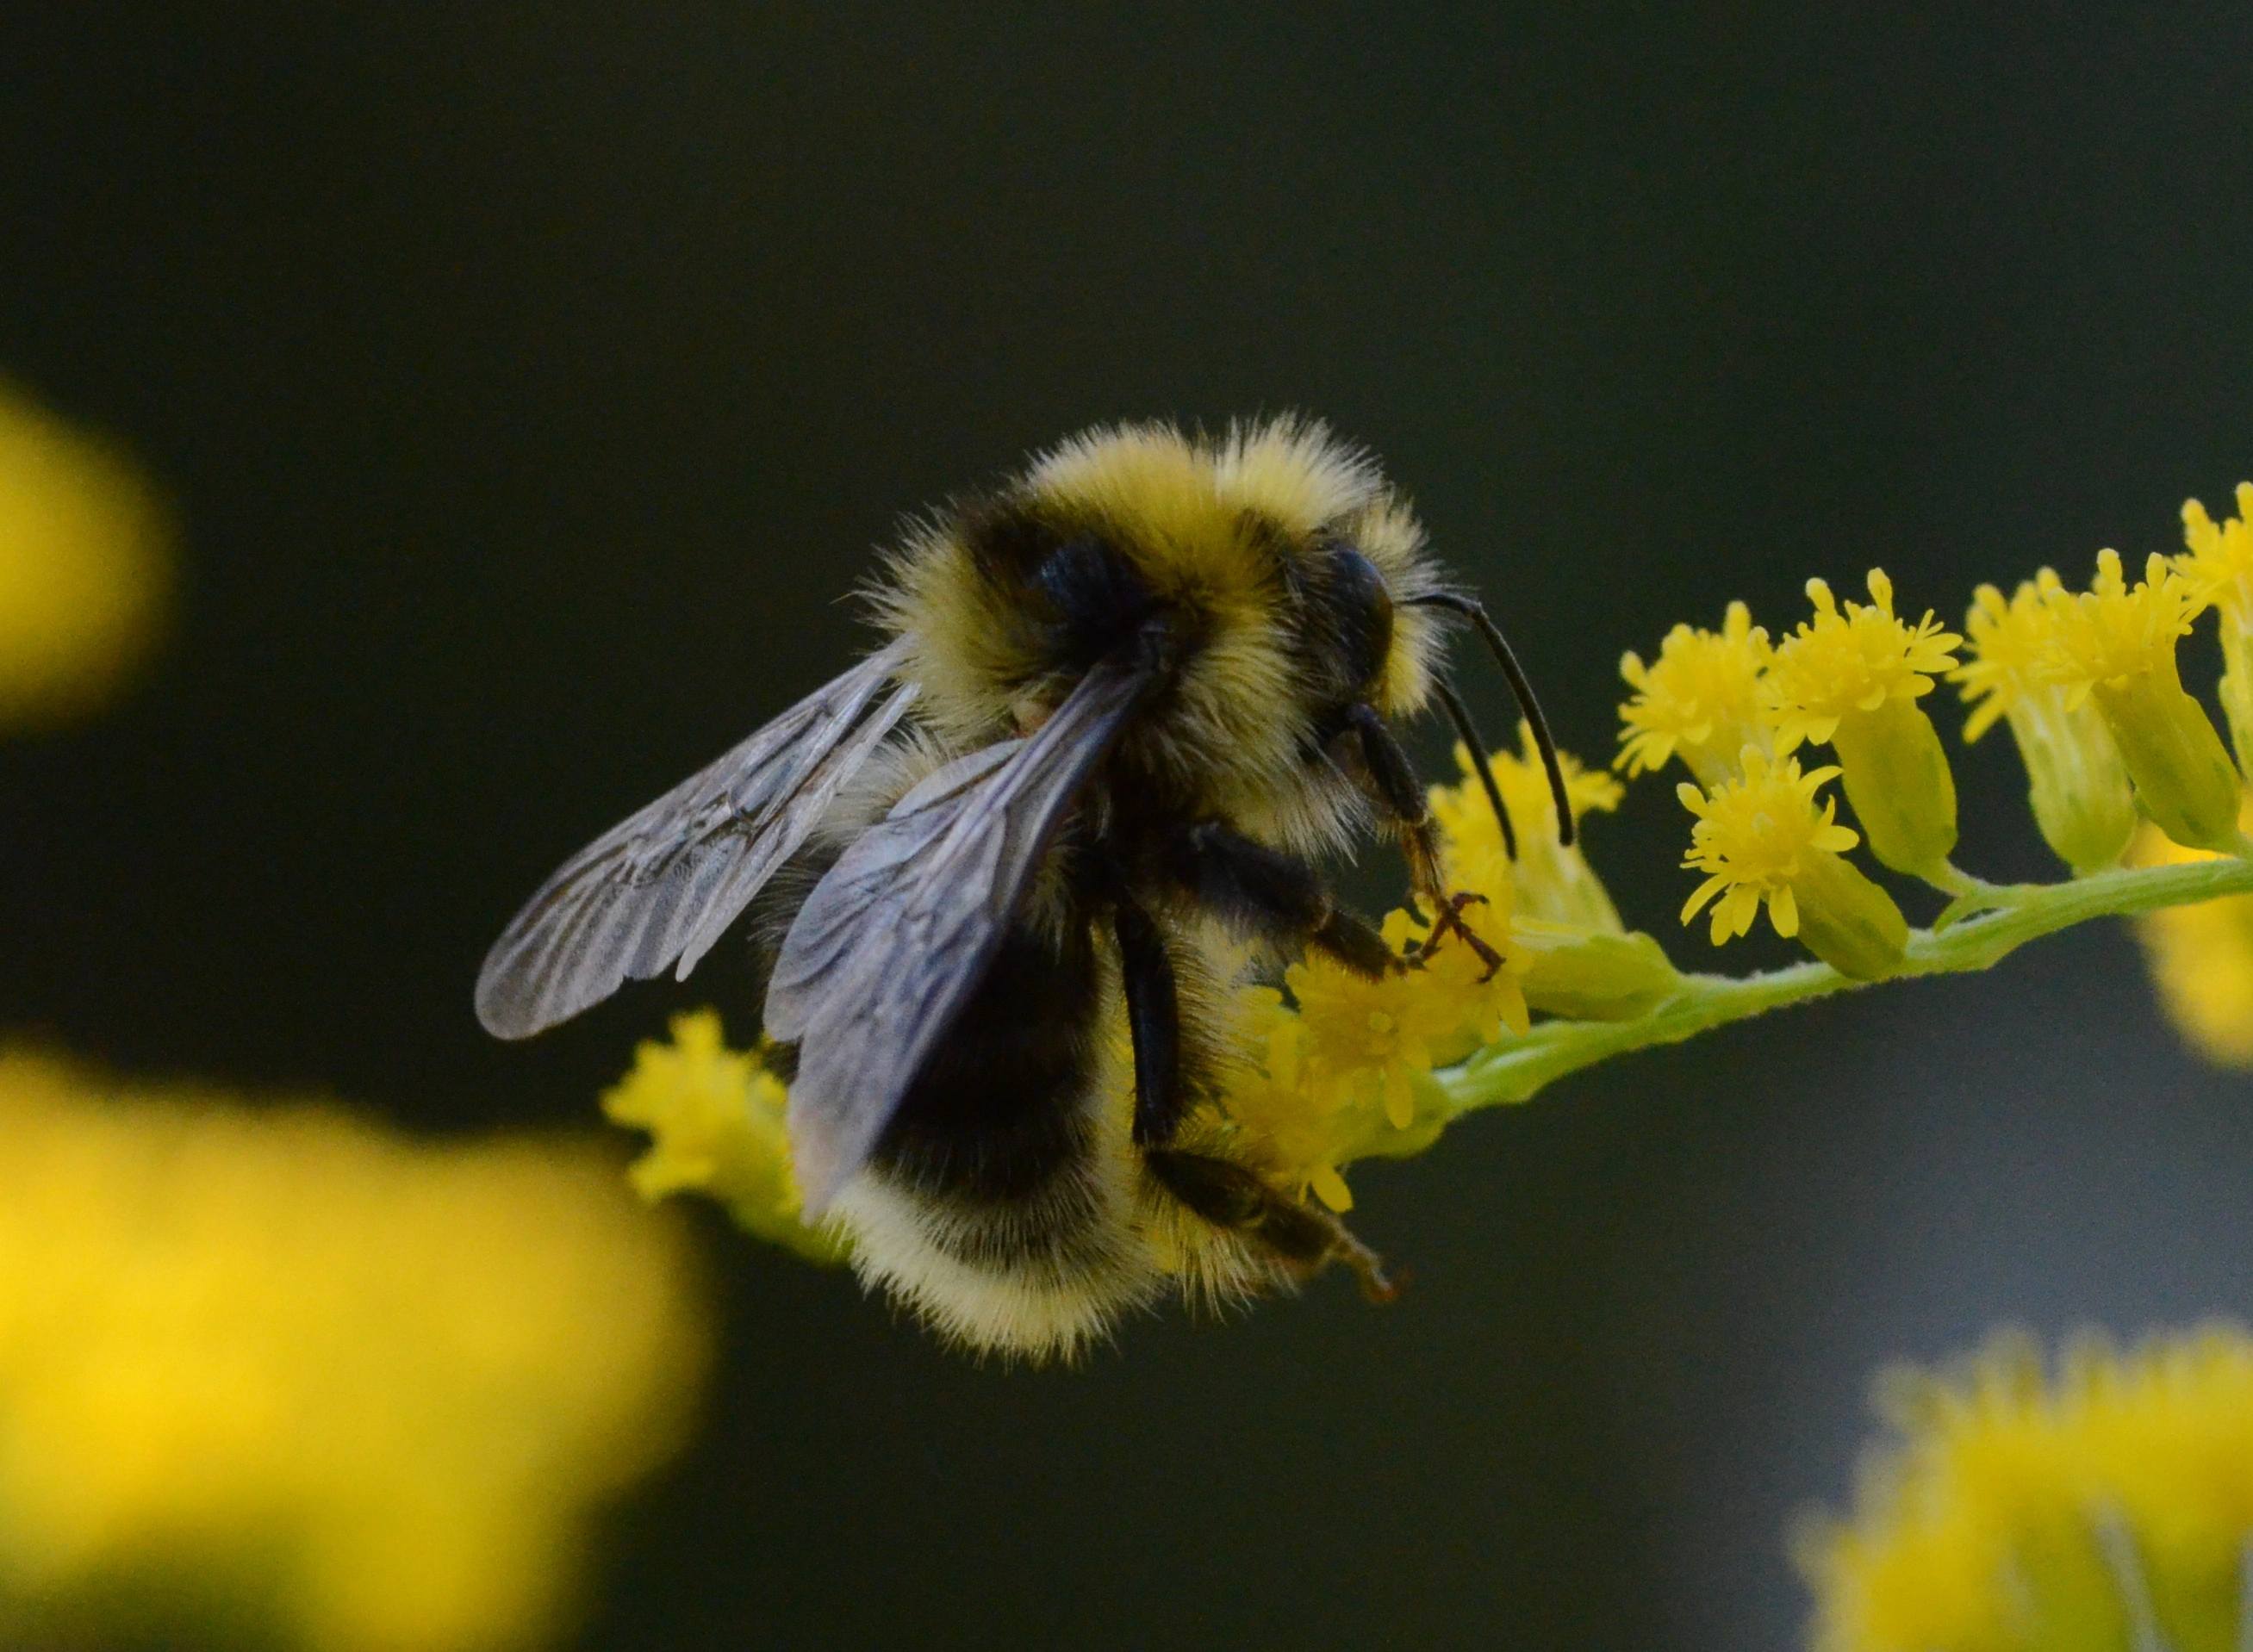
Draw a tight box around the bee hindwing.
[769,649,1152,1214]
[475,638,917,1040]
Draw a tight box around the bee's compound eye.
[1323,543,1394,697]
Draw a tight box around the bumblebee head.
[881,417,1443,739]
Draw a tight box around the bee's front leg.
[1341,703,1503,980]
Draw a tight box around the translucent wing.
[767,649,1152,1214]
[476,638,917,1040]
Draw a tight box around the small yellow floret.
[1616,600,1774,786]
[2180,484,2253,774]
[1287,901,1526,1134]
[0,382,173,730]
[1217,996,1364,1212]
[1802,1325,2253,1652]
[1678,749,1861,943]
[601,1009,850,1265]
[2040,549,2242,852]
[1430,726,1624,931]
[1763,569,1961,754]
[1955,571,2071,742]
[2038,548,2207,702]
[2177,482,2253,611]
[0,1048,710,1652]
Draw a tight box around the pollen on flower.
[601,1008,850,1265]
[1616,600,1775,786]
[1677,748,1860,943]
[1762,570,1961,754]
[1801,1324,2253,1652]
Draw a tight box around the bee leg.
[1114,892,1187,1147]
[1342,703,1503,980]
[1143,1148,1403,1303]
[1156,822,1393,978]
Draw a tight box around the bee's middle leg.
[1155,823,1393,978]
[1113,891,1188,1148]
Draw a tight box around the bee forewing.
[474,638,917,1040]
[769,650,1152,1216]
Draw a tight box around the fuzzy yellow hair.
[871,417,1447,858]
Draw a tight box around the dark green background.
[7,7,2253,1648]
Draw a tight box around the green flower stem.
[1435,854,2253,1115]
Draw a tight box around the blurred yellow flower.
[0,381,172,730]
[0,1048,710,1652]
[2127,801,2253,1067]
[1802,1325,2253,1652]
[602,1009,851,1265]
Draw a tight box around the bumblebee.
[476,419,1570,1360]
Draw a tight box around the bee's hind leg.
[1142,1148,1403,1303]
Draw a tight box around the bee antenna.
[1433,680,1518,860]
[1406,592,1575,848]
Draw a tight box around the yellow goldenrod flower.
[1615,599,1775,788]
[1215,997,1371,1213]
[1432,730,1679,1020]
[0,382,172,730]
[1801,1325,2253,1652]
[1955,574,2138,875]
[601,1009,851,1266]
[2125,804,2253,1067]
[0,1048,710,1652]
[1432,728,1626,933]
[2178,482,2253,773]
[2040,548,2243,853]
[1764,570,1964,880]
[1679,748,1908,978]
[1286,902,1528,1134]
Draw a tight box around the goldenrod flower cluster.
[0,381,171,730]
[1802,1325,2253,1652]
[1608,502,2253,1005]
[0,1049,710,1652]
[1618,574,1952,978]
